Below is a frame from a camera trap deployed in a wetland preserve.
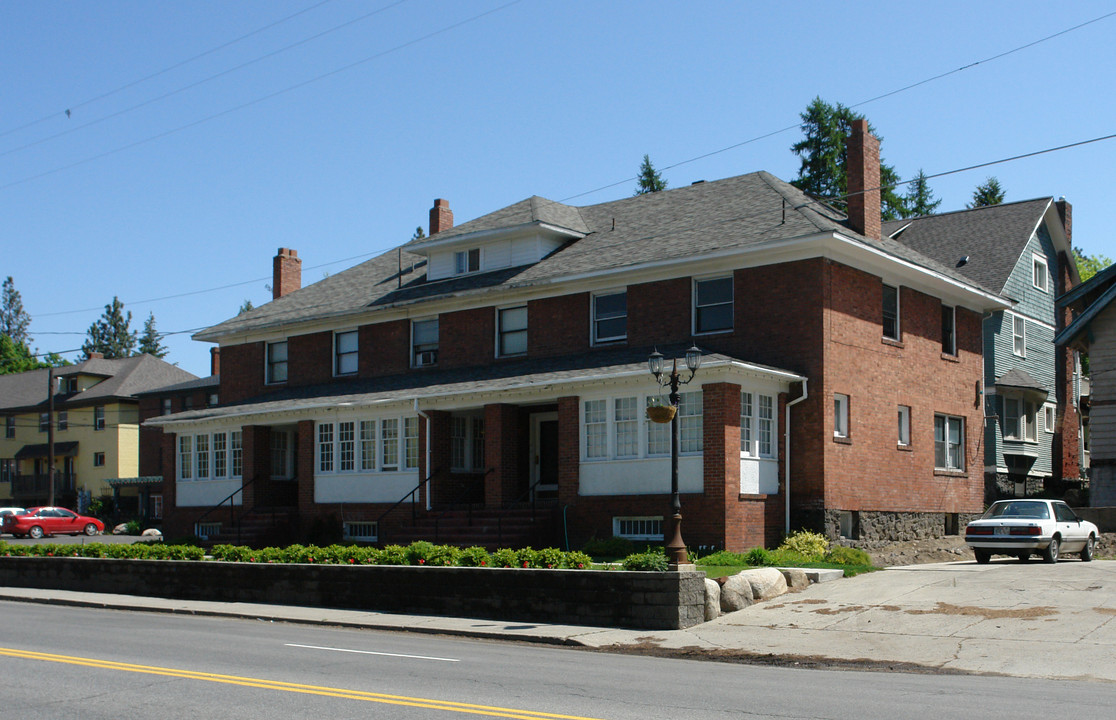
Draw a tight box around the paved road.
[2,601,1113,719]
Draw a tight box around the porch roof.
[14,441,79,460]
[145,344,805,428]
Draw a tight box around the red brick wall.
[288,332,332,387]
[557,396,580,507]
[628,277,692,346]
[220,343,265,404]
[296,419,315,516]
[484,404,520,507]
[701,382,738,548]
[359,319,410,377]
[442,307,495,368]
[530,293,589,357]
[1055,250,1081,480]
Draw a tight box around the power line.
[560,8,1116,202]
[0,0,338,141]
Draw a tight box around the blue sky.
[4,0,1116,378]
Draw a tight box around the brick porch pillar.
[296,420,315,515]
[703,382,740,550]
[240,425,271,508]
[557,396,580,507]
[484,403,520,509]
[422,410,452,505]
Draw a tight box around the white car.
[965,499,1099,564]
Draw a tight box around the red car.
[1,506,104,539]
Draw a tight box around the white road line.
[285,643,459,662]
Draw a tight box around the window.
[39,412,49,432]
[179,435,193,480]
[498,306,528,357]
[741,392,774,458]
[451,417,468,469]
[184,396,193,410]
[1012,315,1026,357]
[208,393,219,407]
[213,432,227,478]
[318,423,335,473]
[152,495,163,520]
[403,417,419,470]
[1003,397,1037,442]
[315,420,357,473]
[412,319,439,367]
[94,406,105,431]
[0,459,13,483]
[450,416,485,471]
[614,397,639,458]
[646,396,670,456]
[757,395,773,457]
[334,331,358,376]
[162,398,172,415]
[941,305,956,355]
[882,284,899,340]
[266,341,288,384]
[271,430,291,479]
[231,431,243,477]
[584,399,608,459]
[934,414,964,471]
[344,521,378,542]
[1044,404,1056,434]
[472,417,485,469]
[339,421,355,471]
[57,412,67,431]
[381,418,399,471]
[740,392,753,456]
[898,406,911,446]
[694,276,733,333]
[195,434,209,479]
[834,394,849,438]
[593,291,627,343]
[63,377,78,393]
[614,516,663,541]
[4,416,14,438]
[360,420,376,470]
[678,391,703,453]
[454,248,480,275]
[1033,254,1048,292]
[93,452,105,467]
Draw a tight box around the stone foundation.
[823,509,980,545]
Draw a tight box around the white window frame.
[882,284,900,340]
[583,399,608,460]
[213,432,228,478]
[94,406,105,431]
[318,422,335,473]
[898,405,911,447]
[230,431,243,478]
[381,418,399,471]
[678,391,703,453]
[195,433,210,479]
[411,318,439,368]
[334,330,358,376]
[614,397,639,458]
[454,247,481,275]
[1032,253,1049,292]
[403,417,420,470]
[497,305,528,357]
[693,275,734,335]
[178,435,193,480]
[941,305,956,355]
[1004,397,1038,442]
[834,393,849,438]
[1044,404,1056,434]
[343,521,378,542]
[741,392,775,458]
[613,516,664,541]
[592,290,627,344]
[934,414,964,471]
[1011,314,1026,358]
[316,416,419,474]
[266,340,288,384]
[645,396,670,456]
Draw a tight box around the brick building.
[147,123,1009,550]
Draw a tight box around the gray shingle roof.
[198,171,999,340]
[996,368,1047,393]
[0,355,198,412]
[882,198,1052,295]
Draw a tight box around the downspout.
[415,399,432,511]
[784,379,809,534]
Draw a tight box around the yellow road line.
[0,647,605,720]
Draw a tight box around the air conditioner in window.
[416,350,438,367]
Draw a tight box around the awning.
[14,441,79,460]
[995,369,1049,401]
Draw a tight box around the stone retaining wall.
[823,509,980,543]
[0,557,706,630]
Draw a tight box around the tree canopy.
[789,97,907,220]
[82,296,137,359]
[967,177,1006,208]
[902,169,942,217]
[1074,247,1113,283]
[635,154,667,195]
[1,276,32,346]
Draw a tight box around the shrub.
[491,548,518,568]
[427,544,463,567]
[457,546,491,567]
[377,545,408,565]
[778,530,829,560]
[695,550,750,567]
[581,536,635,559]
[562,550,593,569]
[124,519,142,536]
[515,547,540,569]
[825,545,872,566]
[537,547,565,569]
[404,541,437,566]
[621,548,669,572]
[746,547,774,566]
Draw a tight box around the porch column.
[240,425,271,508]
[703,383,741,550]
[557,396,580,506]
[484,403,520,508]
[422,410,452,505]
[296,420,315,514]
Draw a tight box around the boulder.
[779,567,810,591]
[740,567,788,600]
[141,528,163,538]
[112,523,129,535]
[703,578,721,621]
[719,573,754,612]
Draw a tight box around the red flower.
[522,561,528,568]
[577,563,584,569]
[480,560,486,566]
[348,558,355,564]
[419,558,425,564]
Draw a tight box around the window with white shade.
[334,331,358,376]
[593,291,627,344]
[498,306,528,357]
[412,319,439,367]
[935,414,964,470]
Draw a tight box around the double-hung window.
[1044,404,1056,434]
[403,418,419,470]
[230,431,243,477]
[934,414,964,470]
[195,434,210,479]
[4,416,14,438]
[678,391,703,453]
[757,395,773,456]
[646,397,670,456]
[941,305,956,355]
[359,421,376,470]
[57,412,67,431]
[883,284,899,340]
[593,291,627,344]
[267,341,288,384]
[1012,315,1026,357]
[614,397,639,458]
[94,406,105,430]
[1033,254,1048,292]
[334,331,358,376]
[178,436,193,480]
[381,419,399,471]
[454,248,480,275]
[740,392,775,458]
[584,400,608,459]
[38,412,48,432]
[412,319,439,367]
[694,276,733,334]
[498,306,528,357]
[213,432,227,478]
[318,423,335,473]
[1003,398,1037,442]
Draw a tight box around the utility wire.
[561,8,1116,202]
[0,0,337,141]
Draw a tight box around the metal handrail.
[375,466,444,530]
[192,474,258,539]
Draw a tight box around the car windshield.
[983,501,1050,520]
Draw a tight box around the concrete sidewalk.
[4,559,1115,682]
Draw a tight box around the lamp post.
[648,346,702,567]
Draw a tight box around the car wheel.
[83,523,99,536]
[974,548,991,564]
[1017,553,1031,563]
[28,525,44,539]
[1081,535,1095,562]
[1043,536,1060,564]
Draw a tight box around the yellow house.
[0,354,196,512]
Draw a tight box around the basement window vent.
[614,516,663,541]
[344,521,378,542]
[195,522,221,540]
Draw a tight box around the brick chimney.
[272,248,301,300]
[429,199,453,235]
[210,347,221,377]
[846,119,881,240]
[1056,198,1072,244]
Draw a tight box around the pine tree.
[635,154,667,195]
[137,312,168,358]
[82,296,137,359]
[1,276,32,345]
[967,177,1006,209]
[901,169,942,218]
[238,299,254,315]
[411,226,425,241]
[790,97,906,220]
